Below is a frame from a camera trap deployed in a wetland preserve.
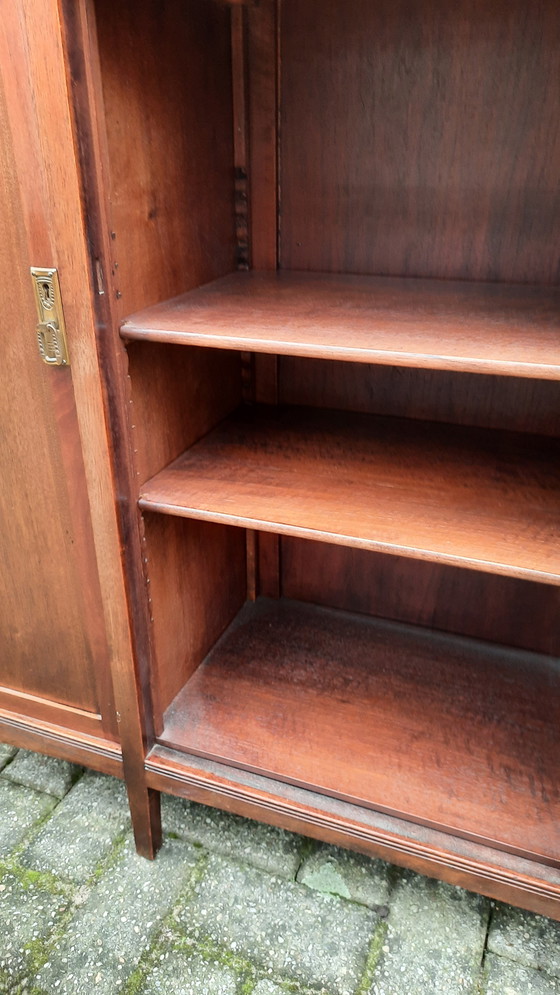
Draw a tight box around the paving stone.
[0,780,57,858]
[176,853,379,995]
[369,870,489,995]
[297,843,392,909]
[484,952,560,994]
[163,795,303,880]
[487,904,560,978]
[139,949,238,995]
[2,748,81,799]
[0,743,17,771]
[0,871,69,993]
[36,836,200,995]
[21,771,129,882]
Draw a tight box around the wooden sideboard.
[2,0,559,918]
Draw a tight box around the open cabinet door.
[0,0,130,770]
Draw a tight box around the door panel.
[0,0,121,737]
[0,72,105,714]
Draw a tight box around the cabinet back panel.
[281,539,560,656]
[279,359,560,436]
[280,0,560,283]
[93,0,236,320]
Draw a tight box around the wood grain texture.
[147,745,560,920]
[126,343,242,484]
[0,708,123,779]
[244,0,281,596]
[121,271,560,379]
[281,539,560,655]
[0,687,103,739]
[93,0,236,320]
[279,358,560,436]
[280,0,560,283]
[160,598,560,863]
[141,514,246,727]
[139,405,560,584]
[246,0,278,269]
[63,0,179,856]
[0,4,115,720]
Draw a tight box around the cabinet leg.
[127,784,162,859]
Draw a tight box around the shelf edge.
[120,327,560,381]
[137,499,560,586]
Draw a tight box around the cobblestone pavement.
[0,744,559,994]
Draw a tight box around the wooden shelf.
[159,597,560,864]
[139,405,560,584]
[121,271,560,379]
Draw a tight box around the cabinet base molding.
[146,745,560,921]
[0,685,107,738]
[0,707,122,778]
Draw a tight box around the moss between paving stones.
[120,849,212,995]
[142,856,266,993]
[0,781,58,861]
[0,869,73,994]
[162,794,305,881]
[176,851,380,995]
[1,861,69,897]
[2,822,138,995]
[20,772,131,885]
[355,922,389,995]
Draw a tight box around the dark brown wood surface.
[57,0,560,916]
[0,0,121,733]
[121,271,560,379]
[246,0,278,271]
[93,0,236,321]
[0,707,123,780]
[280,0,560,284]
[160,598,560,863]
[281,539,560,656]
[142,514,246,727]
[139,405,560,584]
[66,0,244,856]
[279,358,560,436]
[126,343,242,484]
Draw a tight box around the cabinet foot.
[128,785,162,859]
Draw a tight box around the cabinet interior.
[80,0,560,882]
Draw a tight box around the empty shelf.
[121,270,560,378]
[160,598,560,864]
[139,406,560,584]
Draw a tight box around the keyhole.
[41,282,54,309]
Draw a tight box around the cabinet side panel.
[143,514,246,728]
[281,540,560,656]
[280,0,560,283]
[93,0,236,318]
[127,343,242,484]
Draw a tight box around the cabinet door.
[0,0,127,744]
